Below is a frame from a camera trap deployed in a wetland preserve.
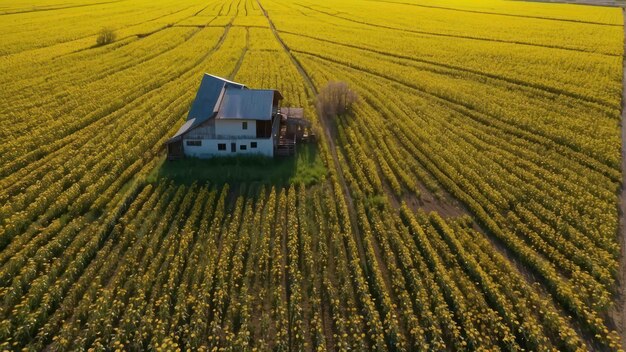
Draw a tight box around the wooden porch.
[274,107,315,157]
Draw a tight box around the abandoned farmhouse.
[165,74,310,159]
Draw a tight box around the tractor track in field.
[278,29,616,111]
[260,5,626,349]
[1,22,236,201]
[4,24,202,113]
[302,50,620,261]
[522,0,625,6]
[256,0,367,266]
[1,24,234,184]
[294,50,620,184]
[0,0,125,16]
[294,3,620,57]
[229,27,249,79]
[293,39,618,348]
[258,2,416,346]
[0,4,200,59]
[257,0,371,298]
[365,0,621,26]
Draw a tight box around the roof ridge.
[214,84,230,115]
[204,73,246,87]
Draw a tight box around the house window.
[250,142,257,149]
[240,145,247,151]
[242,121,248,130]
[186,140,201,146]
[217,143,226,151]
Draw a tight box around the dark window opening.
[256,120,271,138]
[231,143,236,152]
[240,145,247,151]
[251,142,257,148]
[186,140,201,146]
[242,121,248,130]
[217,143,226,151]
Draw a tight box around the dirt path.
[256,0,369,273]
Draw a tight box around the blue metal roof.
[187,74,246,122]
[167,118,196,142]
[216,89,276,121]
[167,74,246,143]
[166,74,284,144]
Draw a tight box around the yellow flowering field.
[0,0,624,350]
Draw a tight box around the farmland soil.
[256,0,370,272]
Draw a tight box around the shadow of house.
[151,143,326,188]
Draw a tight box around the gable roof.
[216,89,276,121]
[166,118,196,143]
[188,74,246,123]
[166,74,283,144]
[166,74,246,143]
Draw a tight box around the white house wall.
[215,119,257,138]
[183,137,274,158]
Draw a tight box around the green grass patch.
[148,143,327,187]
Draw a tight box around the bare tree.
[96,27,116,46]
[316,81,358,118]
